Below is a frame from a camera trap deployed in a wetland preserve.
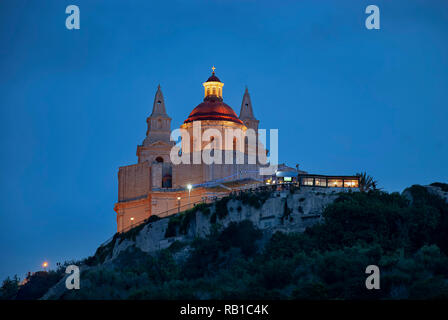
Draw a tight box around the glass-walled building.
[298,174,359,188]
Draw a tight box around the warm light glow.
[203,81,224,98]
[344,180,359,188]
[42,261,48,268]
[130,217,134,221]
[177,197,181,200]
[187,184,192,191]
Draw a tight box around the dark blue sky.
[1,0,447,280]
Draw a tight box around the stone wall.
[117,162,151,202]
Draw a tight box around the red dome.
[184,98,243,124]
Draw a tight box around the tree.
[0,275,19,300]
[356,172,378,192]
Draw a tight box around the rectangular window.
[314,178,327,187]
[301,178,314,186]
[344,180,359,188]
[328,179,343,187]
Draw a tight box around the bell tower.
[137,85,174,164]
[143,85,172,146]
[239,87,259,131]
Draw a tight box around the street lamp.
[177,196,181,213]
[42,261,48,272]
[130,217,134,228]
[187,184,192,207]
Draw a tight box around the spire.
[239,87,259,131]
[150,85,167,117]
[239,87,256,120]
[142,85,172,147]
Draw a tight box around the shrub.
[430,182,448,192]
[15,271,63,300]
[165,214,183,238]
[281,200,292,223]
[0,275,19,300]
[215,197,230,219]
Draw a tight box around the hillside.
[2,183,448,300]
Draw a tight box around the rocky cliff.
[103,187,344,264]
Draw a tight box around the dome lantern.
[203,66,224,100]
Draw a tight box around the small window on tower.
[155,156,163,163]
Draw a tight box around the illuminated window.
[302,178,314,186]
[315,178,326,187]
[344,180,359,188]
[328,179,343,187]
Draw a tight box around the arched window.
[155,156,163,163]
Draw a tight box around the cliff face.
[105,187,345,263]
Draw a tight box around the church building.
[114,69,266,232]
[114,69,360,233]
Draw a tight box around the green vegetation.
[165,203,212,238]
[233,190,271,209]
[430,182,448,192]
[0,276,19,300]
[281,199,292,223]
[0,271,63,300]
[3,184,448,300]
[356,172,378,192]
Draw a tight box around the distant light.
[42,261,48,268]
[187,184,192,191]
[177,197,181,200]
[130,217,134,221]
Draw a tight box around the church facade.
[114,70,267,232]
